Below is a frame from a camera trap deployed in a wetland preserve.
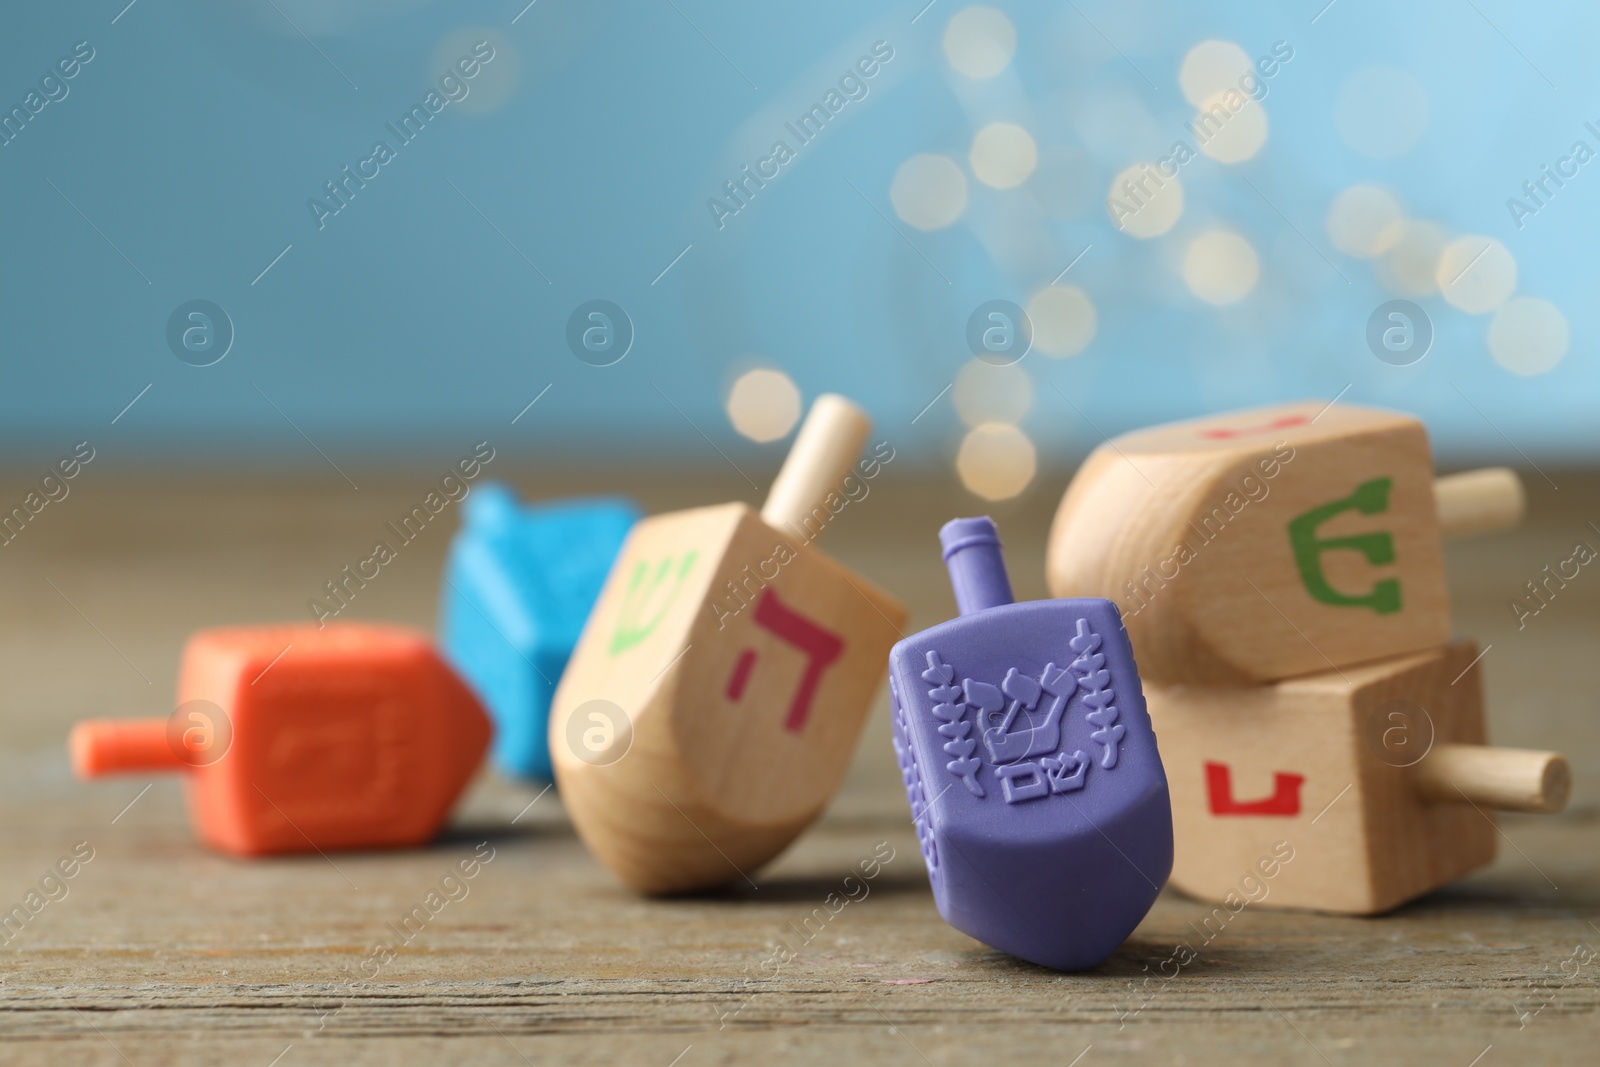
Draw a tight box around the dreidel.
[551,394,906,894]
[1147,641,1569,914]
[888,517,1172,970]
[1047,400,1526,685]
[440,482,639,780]
[69,623,490,856]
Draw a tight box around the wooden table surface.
[2,463,1597,1065]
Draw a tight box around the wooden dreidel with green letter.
[1047,401,1525,685]
[1145,641,1569,914]
[551,394,907,894]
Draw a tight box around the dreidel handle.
[1413,742,1570,813]
[1435,468,1524,539]
[760,393,872,539]
[69,718,186,777]
[940,516,1015,614]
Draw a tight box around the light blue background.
[1,0,1594,469]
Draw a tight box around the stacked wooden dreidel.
[551,394,906,894]
[1047,401,1571,914]
[69,623,490,856]
[889,517,1171,969]
[440,482,638,780]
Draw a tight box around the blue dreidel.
[441,483,639,779]
[888,517,1173,970]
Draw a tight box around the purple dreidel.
[888,517,1173,970]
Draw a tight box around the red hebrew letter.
[736,588,843,733]
[1198,414,1310,440]
[725,649,757,701]
[1205,761,1305,816]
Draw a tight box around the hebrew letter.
[750,588,845,733]
[609,551,699,655]
[1204,761,1305,816]
[1286,477,1401,614]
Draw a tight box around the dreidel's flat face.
[1049,401,1450,685]
[552,502,905,889]
[178,624,490,855]
[888,598,1171,971]
[1147,641,1494,915]
[675,508,903,825]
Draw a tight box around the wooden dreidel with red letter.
[1147,641,1570,914]
[1047,401,1525,685]
[69,623,491,856]
[551,394,906,894]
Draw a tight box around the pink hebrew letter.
[729,588,845,733]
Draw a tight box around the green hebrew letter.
[609,551,699,655]
[1286,477,1402,614]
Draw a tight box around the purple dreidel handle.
[888,516,1173,971]
[940,516,1014,614]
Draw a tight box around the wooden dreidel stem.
[551,394,906,894]
[68,623,491,856]
[1048,402,1528,686]
[761,393,872,536]
[1413,744,1570,813]
[888,517,1172,970]
[1432,467,1525,538]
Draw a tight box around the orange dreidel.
[68,622,490,856]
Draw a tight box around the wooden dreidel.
[68,623,490,856]
[889,517,1172,970]
[440,482,639,779]
[1047,401,1525,685]
[1148,641,1570,915]
[551,394,906,894]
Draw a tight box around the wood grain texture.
[0,466,1596,1064]
[1434,467,1526,538]
[1143,642,1572,914]
[760,394,872,536]
[1047,402,1486,685]
[1415,743,1571,812]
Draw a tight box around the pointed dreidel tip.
[69,717,186,778]
[939,516,1015,616]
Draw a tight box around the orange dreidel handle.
[69,718,187,777]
